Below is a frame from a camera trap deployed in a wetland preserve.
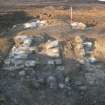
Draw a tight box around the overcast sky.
[0,0,104,6]
[98,0,105,1]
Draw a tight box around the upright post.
[69,6,73,24]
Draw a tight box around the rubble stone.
[54,58,62,65]
[71,22,86,30]
[45,40,59,49]
[19,70,26,76]
[48,60,54,65]
[25,60,36,67]
[56,66,64,71]
[65,77,70,83]
[85,73,96,85]
[47,76,57,89]
[58,83,65,89]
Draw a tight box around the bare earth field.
[1,1,105,105]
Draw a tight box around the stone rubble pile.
[71,22,86,30]
[2,35,68,90]
[40,40,60,57]
[73,36,96,64]
[23,20,47,29]
[3,35,63,71]
[83,38,97,64]
[12,19,47,31]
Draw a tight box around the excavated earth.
[1,3,105,105]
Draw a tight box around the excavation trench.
[1,6,105,105]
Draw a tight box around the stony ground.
[1,60,105,105]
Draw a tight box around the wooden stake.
[69,6,73,24]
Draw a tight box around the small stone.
[75,81,82,86]
[19,70,25,76]
[65,77,70,83]
[85,73,96,85]
[45,40,59,49]
[4,59,10,65]
[88,57,97,64]
[37,77,45,84]
[54,59,62,65]
[48,60,54,65]
[25,60,36,67]
[79,86,87,90]
[58,83,65,89]
[26,75,30,79]
[56,66,64,71]
[47,76,57,89]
